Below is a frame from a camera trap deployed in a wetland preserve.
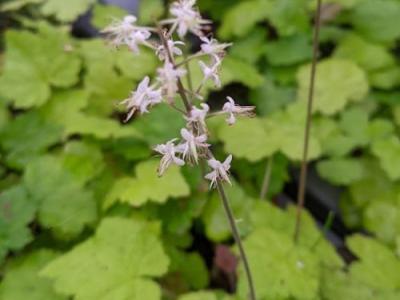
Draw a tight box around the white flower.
[157,62,186,100]
[156,39,185,61]
[103,15,151,52]
[126,29,152,53]
[200,36,231,59]
[222,96,255,125]
[120,76,162,121]
[154,139,185,176]
[185,103,209,130]
[179,128,209,163]
[199,60,221,88]
[205,155,232,187]
[167,0,211,38]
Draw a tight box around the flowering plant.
[103,0,256,298]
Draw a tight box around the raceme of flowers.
[103,0,255,188]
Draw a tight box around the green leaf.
[339,106,369,146]
[178,291,217,300]
[218,0,270,39]
[178,291,228,300]
[267,0,310,36]
[202,183,254,242]
[138,0,165,25]
[0,102,10,131]
[0,26,81,108]
[40,217,169,300]
[368,119,395,143]
[167,248,209,290]
[317,158,365,185]
[371,135,400,180]
[364,201,400,246]
[321,267,400,300]
[296,59,369,115]
[84,64,133,116]
[0,186,36,263]
[334,34,395,71]
[0,111,63,169]
[0,0,43,11]
[238,227,320,300]
[91,3,128,29]
[369,66,400,90]
[23,156,97,238]
[249,75,295,116]
[314,117,358,157]
[350,0,400,43]
[348,158,399,209]
[347,234,400,290]
[116,48,159,81]
[105,137,151,161]
[263,103,321,160]
[132,105,185,146]
[219,103,321,162]
[217,118,275,162]
[41,0,96,22]
[265,34,312,66]
[230,28,267,64]
[220,57,264,88]
[0,250,67,300]
[249,201,344,268]
[104,160,190,209]
[60,141,105,185]
[40,90,139,139]
[158,197,205,235]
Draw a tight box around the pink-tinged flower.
[156,39,185,61]
[166,0,211,38]
[120,76,162,121]
[185,103,209,130]
[178,128,209,163]
[157,62,186,100]
[154,139,185,176]
[200,36,231,59]
[222,96,255,125]
[126,30,152,53]
[199,60,221,88]
[102,15,151,52]
[205,155,232,188]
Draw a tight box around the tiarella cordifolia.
[103,1,255,186]
[104,2,256,298]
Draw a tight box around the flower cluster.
[104,0,255,188]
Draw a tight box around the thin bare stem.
[260,156,274,200]
[216,180,256,300]
[294,0,322,243]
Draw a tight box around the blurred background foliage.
[0,0,400,299]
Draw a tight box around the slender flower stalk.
[104,2,256,299]
[294,0,323,243]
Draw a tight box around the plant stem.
[216,180,256,300]
[157,28,192,113]
[294,0,322,243]
[259,156,273,200]
[159,26,255,299]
